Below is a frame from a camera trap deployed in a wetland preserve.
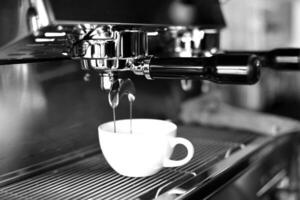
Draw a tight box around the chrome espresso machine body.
[0,0,299,199]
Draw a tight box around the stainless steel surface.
[0,128,262,200]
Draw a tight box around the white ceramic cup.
[98,119,194,177]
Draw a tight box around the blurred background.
[220,0,300,117]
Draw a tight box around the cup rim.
[98,118,177,135]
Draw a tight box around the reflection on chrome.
[0,64,46,165]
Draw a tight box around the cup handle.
[163,137,194,168]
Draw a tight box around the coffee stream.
[112,106,117,132]
[128,93,135,133]
[108,79,136,133]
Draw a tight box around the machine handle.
[225,48,300,70]
[147,54,262,84]
[266,48,300,70]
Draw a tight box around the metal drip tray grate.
[0,156,189,200]
[0,129,260,200]
[0,141,242,200]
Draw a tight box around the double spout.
[108,78,136,133]
[108,78,136,109]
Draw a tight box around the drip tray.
[0,130,259,200]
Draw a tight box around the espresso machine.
[0,0,299,199]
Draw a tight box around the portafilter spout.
[108,78,136,133]
[108,78,136,109]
